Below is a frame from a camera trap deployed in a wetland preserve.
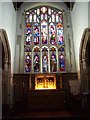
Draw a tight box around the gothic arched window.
[24,6,66,73]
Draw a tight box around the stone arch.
[79,28,90,93]
[0,29,11,110]
[0,29,11,71]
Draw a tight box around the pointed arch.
[0,29,11,71]
[0,29,11,110]
[79,28,90,61]
[79,28,90,93]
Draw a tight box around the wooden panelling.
[13,73,78,110]
[13,74,29,108]
[27,90,64,110]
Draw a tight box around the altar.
[27,89,64,110]
[35,74,56,90]
[13,73,78,110]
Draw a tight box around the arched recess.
[79,28,90,93]
[0,29,11,110]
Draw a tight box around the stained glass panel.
[37,9,40,15]
[50,47,57,72]
[25,48,31,72]
[57,23,64,45]
[37,18,39,22]
[48,8,51,15]
[41,7,47,13]
[49,22,56,45]
[45,14,47,20]
[33,23,40,45]
[56,14,59,23]
[42,47,48,73]
[58,47,65,71]
[56,13,63,23]
[26,23,32,45]
[49,18,51,23]
[33,47,40,72]
[41,14,43,20]
[26,12,30,23]
[58,14,63,24]
[25,46,31,52]
[41,21,48,44]
[52,14,55,22]
[29,14,32,22]
[34,14,37,22]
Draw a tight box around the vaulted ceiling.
[13,1,75,11]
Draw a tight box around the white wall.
[71,2,88,78]
[0,1,2,28]
[88,1,90,27]
[0,1,17,73]
[0,2,2,118]
[0,0,17,109]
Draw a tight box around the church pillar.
[19,12,25,73]
[64,9,76,72]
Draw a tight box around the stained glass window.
[33,47,40,72]
[25,6,66,73]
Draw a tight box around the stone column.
[19,12,25,73]
[64,9,76,72]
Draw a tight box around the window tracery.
[24,6,66,73]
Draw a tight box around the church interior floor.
[2,108,90,120]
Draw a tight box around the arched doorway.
[79,28,90,110]
[80,28,90,93]
[0,29,11,111]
